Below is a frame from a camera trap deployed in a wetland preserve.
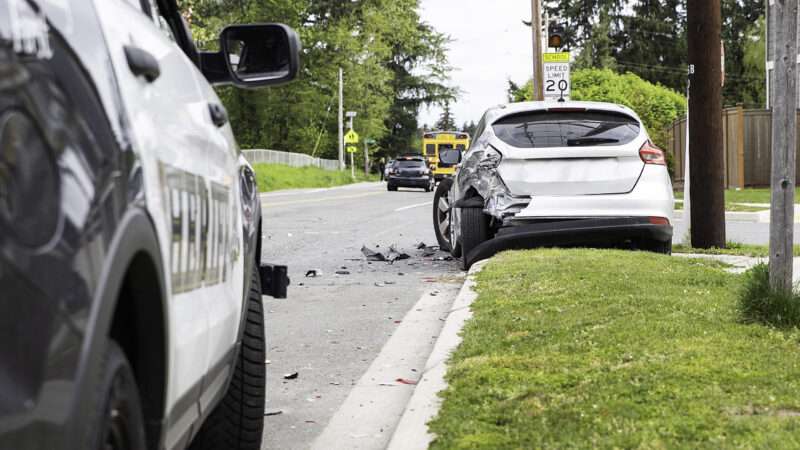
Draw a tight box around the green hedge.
[571,68,686,150]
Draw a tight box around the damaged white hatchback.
[432,101,674,270]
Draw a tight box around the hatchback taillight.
[639,141,666,165]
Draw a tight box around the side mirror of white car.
[200,23,301,89]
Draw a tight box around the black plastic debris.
[336,270,351,275]
[435,256,454,261]
[416,242,427,249]
[264,409,283,416]
[305,270,319,278]
[361,245,387,262]
[421,247,438,257]
[284,372,299,380]
[387,245,410,263]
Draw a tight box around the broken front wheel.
[433,178,461,257]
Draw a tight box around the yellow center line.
[261,191,384,208]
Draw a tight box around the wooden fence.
[665,108,800,188]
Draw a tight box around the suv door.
[90,0,215,446]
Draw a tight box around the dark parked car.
[387,156,435,192]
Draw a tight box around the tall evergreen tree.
[434,101,457,131]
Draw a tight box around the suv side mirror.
[439,149,462,165]
[201,23,301,88]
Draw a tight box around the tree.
[435,101,457,131]
[461,121,477,138]
[740,16,766,108]
[182,0,455,160]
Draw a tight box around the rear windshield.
[492,111,641,148]
[395,160,426,168]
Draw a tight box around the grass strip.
[430,249,800,449]
[252,163,377,192]
[673,242,800,257]
[674,187,800,205]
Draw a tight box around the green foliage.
[740,16,767,108]
[739,263,800,329]
[673,242,800,257]
[181,0,454,161]
[543,0,764,106]
[430,249,800,448]
[252,163,376,192]
[509,69,686,149]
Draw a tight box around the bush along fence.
[665,108,800,188]
[242,149,340,171]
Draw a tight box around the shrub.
[738,263,800,329]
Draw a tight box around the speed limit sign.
[543,52,570,101]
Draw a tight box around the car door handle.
[208,103,228,127]
[124,45,160,82]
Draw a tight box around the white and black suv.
[0,1,296,449]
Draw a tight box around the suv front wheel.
[190,264,266,450]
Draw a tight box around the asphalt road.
[258,182,461,450]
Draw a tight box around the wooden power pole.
[687,0,726,248]
[531,0,544,101]
[769,0,798,293]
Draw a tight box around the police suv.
[0,1,295,449]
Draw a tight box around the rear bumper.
[465,217,673,268]
[388,176,431,188]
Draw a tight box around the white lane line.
[394,202,432,212]
[261,191,383,208]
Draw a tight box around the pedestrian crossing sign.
[345,130,359,144]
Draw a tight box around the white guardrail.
[242,149,340,171]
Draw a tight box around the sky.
[417,0,534,129]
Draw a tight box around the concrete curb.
[309,280,463,450]
[386,261,487,450]
[673,209,773,223]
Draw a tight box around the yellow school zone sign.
[543,52,570,63]
[344,129,359,144]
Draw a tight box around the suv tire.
[387,184,397,192]
[86,341,147,450]
[433,178,460,256]
[190,264,266,450]
[460,207,490,270]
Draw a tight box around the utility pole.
[338,68,345,170]
[530,0,544,101]
[769,0,798,293]
[364,140,369,177]
[687,0,725,248]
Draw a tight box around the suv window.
[492,111,641,148]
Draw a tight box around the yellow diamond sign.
[344,129,359,144]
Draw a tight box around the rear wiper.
[566,137,620,146]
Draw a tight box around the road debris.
[361,245,387,261]
[387,245,410,263]
[305,269,320,278]
[335,270,351,275]
[416,242,427,249]
[264,409,283,416]
[395,378,418,385]
[284,372,299,380]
